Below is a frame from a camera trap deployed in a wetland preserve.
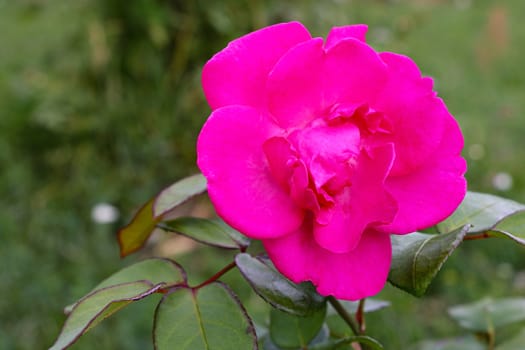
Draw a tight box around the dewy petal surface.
[202,22,311,110]
[263,224,392,301]
[197,105,304,238]
[379,115,467,234]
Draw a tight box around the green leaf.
[269,306,326,349]
[153,173,207,218]
[262,325,330,350]
[158,217,249,249]
[489,211,525,245]
[448,297,525,332]
[326,299,390,338]
[326,298,390,316]
[388,225,469,297]
[306,325,331,347]
[410,336,484,350]
[253,321,269,342]
[437,191,525,234]
[309,335,384,350]
[437,192,525,246]
[496,327,525,350]
[261,336,281,350]
[65,258,186,314]
[50,281,163,350]
[118,174,207,257]
[235,253,326,316]
[117,198,161,257]
[94,258,186,290]
[154,282,256,350]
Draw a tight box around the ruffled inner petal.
[262,136,296,189]
[267,37,387,130]
[313,144,398,253]
[289,122,360,190]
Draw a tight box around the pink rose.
[197,22,467,300]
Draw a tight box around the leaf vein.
[191,292,210,350]
[412,236,434,290]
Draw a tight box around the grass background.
[1,0,524,348]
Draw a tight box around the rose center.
[265,105,388,216]
[288,120,360,198]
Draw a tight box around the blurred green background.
[1,0,525,349]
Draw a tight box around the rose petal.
[197,105,304,238]
[267,38,325,129]
[371,52,445,175]
[263,224,392,300]
[378,116,467,234]
[268,38,387,129]
[202,22,311,110]
[325,24,368,49]
[290,122,360,190]
[313,144,398,253]
[380,52,433,87]
[262,137,320,213]
[262,136,296,189]
[323,38,388,108]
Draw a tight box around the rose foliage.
[197,22,467,300]
[51,22,525,350]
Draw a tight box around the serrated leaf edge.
[487,209,525,245]
[153,173,207,219]
[117,197,159,257]
[65,258,187,314]
[153,282,258,350]
[414,225,470,295]
[157,218,241,250]
[490,228,525,245]
[51,281,164,350]
[235,253,325,316]
[388,225,470,297]
[442,192,525,235]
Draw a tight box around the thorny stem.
[463,232,492,241]
[328,296,360,336]
[356,298,366,334]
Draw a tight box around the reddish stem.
[463,232,492,241]
[328,296,359,336]
[192,260,237,290]
[356,298,366,334]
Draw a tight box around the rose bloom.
[197,22,466,300]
